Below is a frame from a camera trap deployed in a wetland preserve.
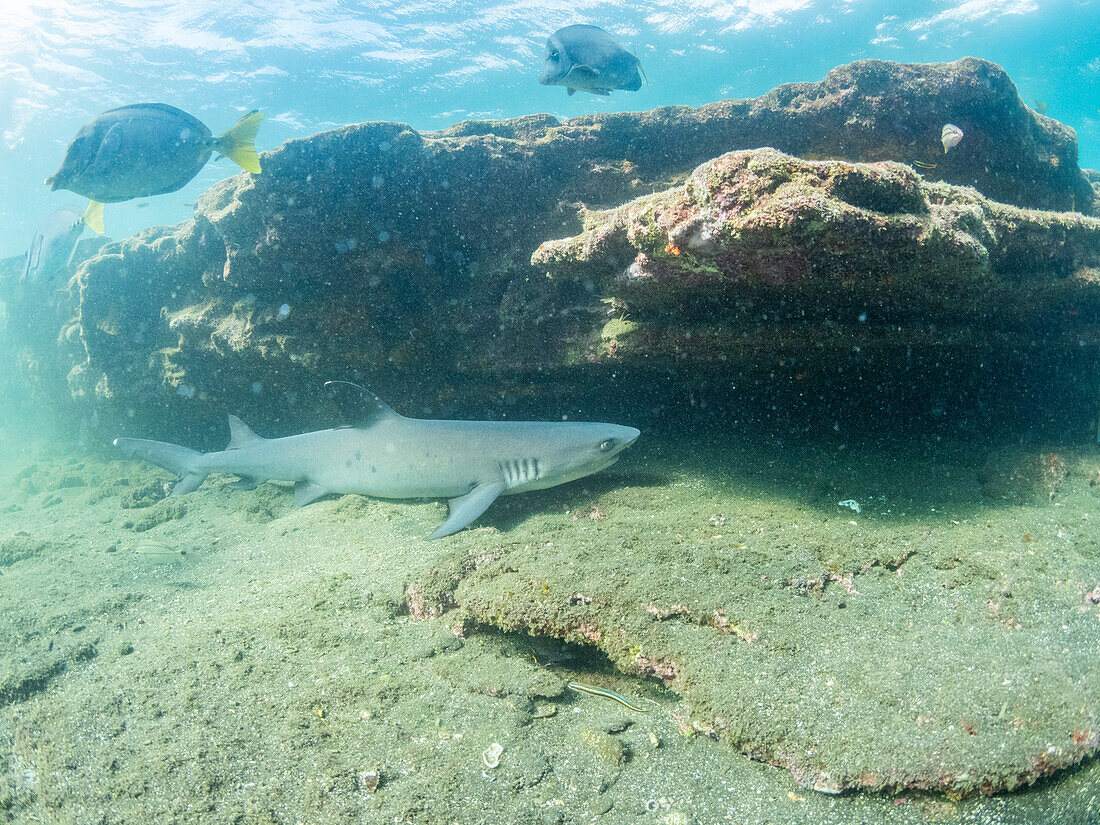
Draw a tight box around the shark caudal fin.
[113,437,207,495]
[215,111,264,174]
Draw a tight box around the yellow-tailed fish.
[46,104,264,235]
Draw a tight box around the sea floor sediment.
[1,412,1098,824]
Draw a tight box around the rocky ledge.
[1,57,1097,443]
[533,146,1100,375]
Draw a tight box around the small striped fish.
[132,540,188,564]
[567,681,649,712]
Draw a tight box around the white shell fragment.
[482,742,503,769]
[941,123,964,153]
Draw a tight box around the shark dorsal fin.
[226,414,263,449]
[324,380,404,428]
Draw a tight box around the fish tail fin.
[83,201,105,235]
[216,111,264,174]
[113,437,208,495]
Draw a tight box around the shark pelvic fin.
[293,480,329,507]
[324,380,403,428]
[226,414,263,449]
[172,474,206,495]
[427,481,505,541]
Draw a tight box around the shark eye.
[549,49,559,59]
[598,439,615,453]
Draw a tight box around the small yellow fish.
[132,540,188,564]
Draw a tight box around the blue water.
[2,0,1098,257]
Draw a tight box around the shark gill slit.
[499,458,541,488]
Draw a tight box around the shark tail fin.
[113,437,207,495]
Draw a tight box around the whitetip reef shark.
[114,382,640,540]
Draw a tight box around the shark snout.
[607,425,640,454]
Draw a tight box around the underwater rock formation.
[533,147,1100,369]
[403,444,1100,795]
[3,56,1094,444]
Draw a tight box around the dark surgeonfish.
[539,24,644,96]
[21,206,85,286]
[45,104,264,234]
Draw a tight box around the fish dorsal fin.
[324,380,404,428]
[226,414,263,449]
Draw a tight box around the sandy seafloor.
[1,404,1099,825]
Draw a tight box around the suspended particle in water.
[277,303,290,320]
[251,382,262,394]
[371,175,384,189]
[378,230,390,243]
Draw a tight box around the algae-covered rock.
[532,148,1100,369]
[4,57,1098,444]
[405,445,1100,796]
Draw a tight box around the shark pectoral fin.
[293,480,329,507]
[427,481,506,541]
